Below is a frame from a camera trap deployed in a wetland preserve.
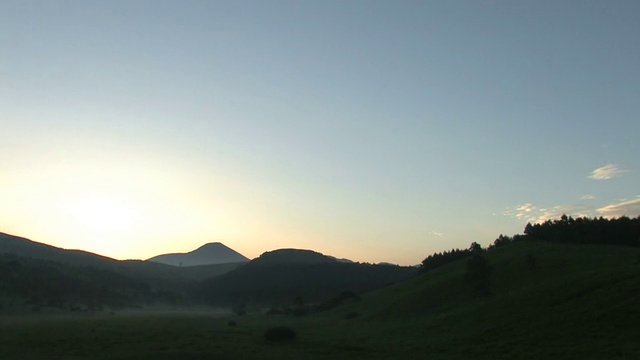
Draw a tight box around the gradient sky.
[1,1,639,265]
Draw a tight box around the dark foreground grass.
[0,311,387,360]
[2,307,637,360]
[1,241,639,359]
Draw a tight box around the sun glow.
[61,195,139,233]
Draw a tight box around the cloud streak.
[505,203,591,223]
[506,203,536,219]
[536,205,592,222]
[597,197,640,218]
[505,198,640,224]
[503,203,538,222]
[588,164,627,180]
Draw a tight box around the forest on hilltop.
[420,215,640,273]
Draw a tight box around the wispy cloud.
[588,164,628,180]
[597,197,640,218]
[430,231,444,238]
[505,203,592,223]
[536,205,592,222]
[503,203,537,222]
[506,196,640,224]
[580,194,596,200]
[514,203,536,219]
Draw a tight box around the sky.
[1,1,639,265]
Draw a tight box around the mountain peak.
[195,242,226,250]
[147,242,249,267]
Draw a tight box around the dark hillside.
[0,232,116,267]
[196,249,417,306]
[251,248,334,264]
[0,254,160,311]
[0,232,238,289]
[328,240,640,359]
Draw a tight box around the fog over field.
[1,1,639,359]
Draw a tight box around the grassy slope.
[1,241,639,359]
[329,241,640,359]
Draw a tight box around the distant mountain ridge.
[0,232,198,308]
[251,248,335,264]
[197,248,417,305]
[0,232,240,286]
[147,242,249,267]
[0,231,415,310]
[0,232,117,267]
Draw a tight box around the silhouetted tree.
[469,242,483,253]
[233,303,247,316]
[464,254,493,298]
[492,234,512,248]
[420,248,472,273]
[525,252,536,271]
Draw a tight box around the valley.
[1,216,639,359]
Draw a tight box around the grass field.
[1,241,639,359]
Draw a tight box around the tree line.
[420,215,640,273]
[490,215,640,249]
[521,215,640,247]
[419,242,481,272]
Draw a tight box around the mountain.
[147,242,249,267]
[0,232,124,268]
[0,232,184,309]
[0,232,417,310]
[0,232,169,279]
[251,248,334,264]
[327,255,354,263]
[0,232,239,289]
[0,252,158,310]
[253,248,354,264]
[195,248,417,306]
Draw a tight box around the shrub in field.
[344,311,359,319]
[233,303,247,316]
[265,308,284,316]
[291,307,309,317]
[264,326,297,342]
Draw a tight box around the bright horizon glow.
[61,195,138,233]
[1,1,639,265]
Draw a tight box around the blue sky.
[1,1,639,264]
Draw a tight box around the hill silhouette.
[0,233,415,311]
[147,242,249,267]
[0,232,243,309]
[195,248,417,306]
[0,232,117,267]
[0,253,159,311]
[0,232,241,283]
[251,248,334,264]
[2,216,640,358]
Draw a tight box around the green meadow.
[2,240,639,359]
